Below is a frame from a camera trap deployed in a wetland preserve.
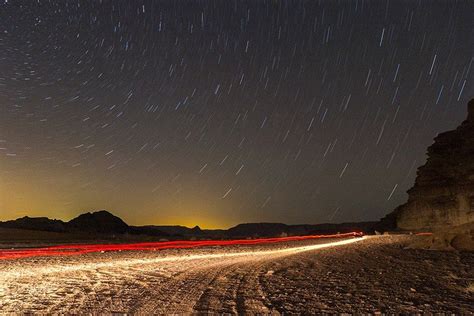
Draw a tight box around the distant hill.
[227,223,289,237]
[139,225,203,236]
[227,221,380,238]
[67,210,129,234]
[0,210,381,239]
[0,211,132,235]
[0,216,66,232]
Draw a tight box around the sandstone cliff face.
[393,99,474,231]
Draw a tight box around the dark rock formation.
[191,225,203,234]
[304,221,381,235]
[388,99,474,231]
[226,221,379,238]
[67,210,129,234]
[227,223,289,237]
[127,225,168,237]
[1,210,379,239]
[142,225,201,236]
[0,216,66,232]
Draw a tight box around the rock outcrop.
[0,216,66,232]
[390,99,474,231]
[67,210,129,234]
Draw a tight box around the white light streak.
[222,188,232,198]
[0,237,367,279]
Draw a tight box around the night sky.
[0,1,472,228]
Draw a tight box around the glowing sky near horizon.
[0,1,472,228]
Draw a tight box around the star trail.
[0,0,472,228]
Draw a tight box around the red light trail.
[0,232,363,260]
[415,232,433,236]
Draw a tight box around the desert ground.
[0,235,472,314]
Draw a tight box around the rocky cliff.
[391,99,474,231]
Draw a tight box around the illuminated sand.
[0,232,362,260]
[0,235,472,313]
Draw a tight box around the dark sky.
[0,0,472,228]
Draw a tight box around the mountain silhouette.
[0,210,379,238]
[0,216,66,232]
[228,223,289,237]
[67,210,129,234]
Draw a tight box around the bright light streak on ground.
[0,235,367,294]
[0,232,363,260]
[0,236,470,314]
[0,235,367,313]
[0,236,366,279]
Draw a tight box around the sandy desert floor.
[0,235,472,314]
